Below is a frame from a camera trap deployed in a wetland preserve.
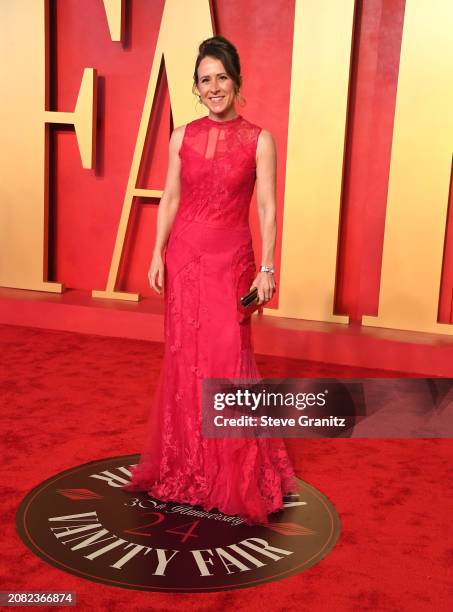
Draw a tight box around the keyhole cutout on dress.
[204,127,223,160]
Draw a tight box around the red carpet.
[1,323,452,610]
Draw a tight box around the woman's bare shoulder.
[256,128,276,160]
[173,123,188,134]
[168,124,187,155]
[257,128,275,144]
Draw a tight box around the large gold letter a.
[92,0,213,301]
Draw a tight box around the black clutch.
[240,286,259,307]
[238,286,260,321]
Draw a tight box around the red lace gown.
[123,113,297,525]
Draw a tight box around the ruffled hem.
[122,439,298,526]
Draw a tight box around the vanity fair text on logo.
[16,455,341,592]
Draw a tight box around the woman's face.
[196,56,237,116]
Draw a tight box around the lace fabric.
[177,115,260,228]
[123,114,298,525]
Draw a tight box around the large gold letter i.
[264,0,355,323]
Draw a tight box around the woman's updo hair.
[192,35,244,103]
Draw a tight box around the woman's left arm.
[251,129,277,305]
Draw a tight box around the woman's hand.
[148,251,165,293]
[250,271,276,305]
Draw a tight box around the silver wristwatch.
[260,265,275,274]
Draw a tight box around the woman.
[123,36,297,525]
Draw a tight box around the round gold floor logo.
[16,455,341,592]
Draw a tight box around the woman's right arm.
[149,125,185,293]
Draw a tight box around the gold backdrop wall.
[1,0,452,335]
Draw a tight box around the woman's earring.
[236,90,246,107]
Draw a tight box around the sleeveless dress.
[123,113,297,525]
